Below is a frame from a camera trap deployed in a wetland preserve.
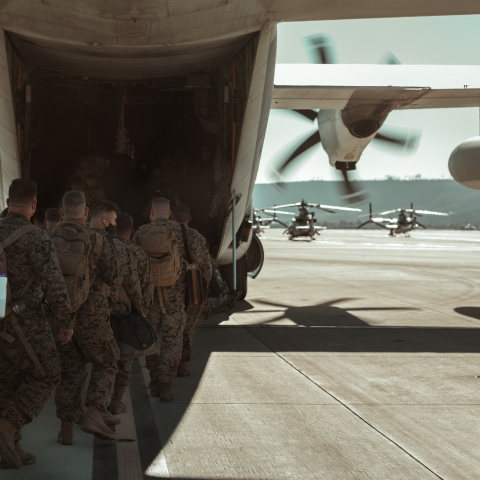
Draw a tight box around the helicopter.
[253,208,292,235]
[357,203,448,237]
[269,199,361,240]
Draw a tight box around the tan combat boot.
[57,421,74,446]
[158,382,174,402]
[109,386,127,415]
[0,442,36,469]
[81,406,115,441]
[0,419,22,469]
[102,410,121,426]
[177,360,191,377]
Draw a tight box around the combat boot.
[0,442,36,469]
[74,412,84,426]
[109,386,127,414]
[57,421,74,446]
[150,381,160,398]
[102,411,121,426]
[177,360,191,377]
[158,382,174,402]
[81,406,115,441]
[0,419,22,469]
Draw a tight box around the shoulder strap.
[180,224,192,264]
[2,223,39,250]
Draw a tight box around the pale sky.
[257,15,480,183]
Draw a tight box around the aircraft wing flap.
[273,64,480,110]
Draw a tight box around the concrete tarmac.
[3,229,479,479]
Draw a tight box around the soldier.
[45,207,62,230]
[108,213,154,414]
[54,193,121,445]
[133,197,202,402]
[0,179,72,470]
[173,204,213,377]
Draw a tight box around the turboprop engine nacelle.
[448,136,480,190]
[318,109,387,169]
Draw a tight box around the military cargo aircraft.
[0,1,479,300]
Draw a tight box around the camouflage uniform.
[181,227,212,363]
[133,218,202,384]
[53,225,121,421]
[108,235,154,387]
[0,214,72,438]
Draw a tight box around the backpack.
[180,225,207,317]
[139,222,180,288]
[50,224,92,311]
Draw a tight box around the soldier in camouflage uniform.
[0,179,72,470]
[133,197,202,402]
[108,213,154,414]
[54,194,122,445]
[173,204,213,377]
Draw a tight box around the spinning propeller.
[272,200,361,214]
[274,34,421,204]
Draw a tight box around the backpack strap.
[1,222,39,250]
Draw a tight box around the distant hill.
[253,180,480,228]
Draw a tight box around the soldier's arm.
[31,234,74,329]
[120,246,145,315]
[97,235,121,288]
[139,252,154,313]
[132,228,142,247]
[199,236,213,282]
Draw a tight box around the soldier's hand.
[58,328,74,345]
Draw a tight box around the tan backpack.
[139,223,180,288]
[50,225,92,311]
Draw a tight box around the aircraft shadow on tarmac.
[116,299,480,480]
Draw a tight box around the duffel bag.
[110,311,160,359]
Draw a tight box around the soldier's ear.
[84,207,89,218]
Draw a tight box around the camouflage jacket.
[183,225,212,282]
[133,217,203,284]
[96,231,145,316]
[0,214,72,328]
[112,237,154,316]
[78,227,121,314]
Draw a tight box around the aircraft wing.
[272,65,480,110]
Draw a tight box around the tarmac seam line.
[244,325,445,480]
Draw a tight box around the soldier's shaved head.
[173,203,191,224]
[8,178,37,206]
[62,190,87,218]
[151,197,171,220]
[116,212,134,236]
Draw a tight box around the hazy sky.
[257,15,480,183]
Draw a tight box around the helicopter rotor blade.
[270,203,300,209]
[414,210,449,216]
[378,209,399,216]
[261,209,293,215]
[357,220,372,229]
[416,221,427,229]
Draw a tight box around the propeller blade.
[272,219,290,228]
[303,34,336,64]
[373,128,420,153]
[276,130,322,176]
[293,109,318,122]
[378,209,399,215]
[380,51,402,65]
[416,222,427,229]
[261,209,293,215]
[339,170,369,205]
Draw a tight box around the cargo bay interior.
[8,33,259,256]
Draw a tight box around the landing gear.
[219,255,248,300]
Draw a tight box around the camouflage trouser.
[55,311,120,422]
[146,283,186,384]
[181,315,199,362]
[114,359,133,387]
[0,311,60,435]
